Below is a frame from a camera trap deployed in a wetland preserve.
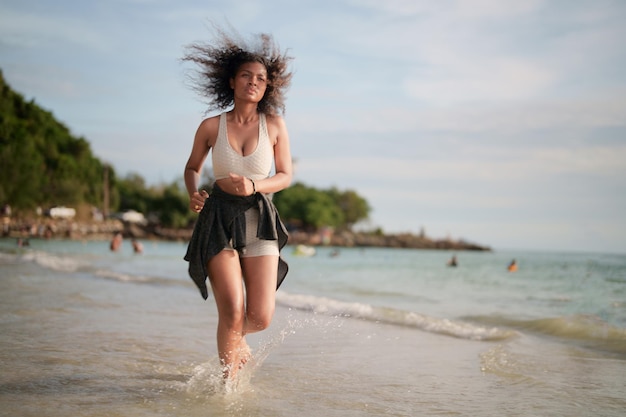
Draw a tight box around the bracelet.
[249,178,256,195]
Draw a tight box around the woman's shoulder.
[201,113,223,125]
[264,113,286,128]
[198,114,223,132]
[264,113,288,146]
[196,114,223,146]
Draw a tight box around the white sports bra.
[212,112,273,181]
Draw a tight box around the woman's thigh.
[207,249,245,314]
[241,255,278,314]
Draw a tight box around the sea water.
[0,238,624,416]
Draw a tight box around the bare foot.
[238,338,252,368]
[220,339,253,380]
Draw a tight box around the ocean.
[1,237,624,416]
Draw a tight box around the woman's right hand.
[190,190,209,213]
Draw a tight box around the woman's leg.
[240,255,279,335]
[207,249,247,378]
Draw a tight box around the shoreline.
[2,217,491,251]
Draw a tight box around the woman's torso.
[212,112,273,182]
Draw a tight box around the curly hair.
[182,26,293,115]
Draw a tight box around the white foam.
[276,291,517,341]
[20,250,84,272]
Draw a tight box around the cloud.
[289,86,626,140]
[453,0,544,19]
[532,145,626,176]
[404,58,555,104]
[296,140,626,188]
[347,0,544,19]
[409,92,626,132]
[3,67,85,100]
[0,6,109,51]
[345,0,436,15]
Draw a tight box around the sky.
[1,0,625,254]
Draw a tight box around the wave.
[93,269,187,288]
[7,244,622,354]
[14,249,86,272]
[0,246,187,289]
[276,292,516,342]
[6,246,511,343]
[466,314,626,355]
[93,268,191,290]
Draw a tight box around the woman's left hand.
[228,173,254,196]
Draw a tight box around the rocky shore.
[289,230,490,251]
[2,218,491,251]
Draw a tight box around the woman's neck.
[230,103,259,124]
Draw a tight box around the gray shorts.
[224,207,279,257]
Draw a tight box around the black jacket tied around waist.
[184,184,289,300]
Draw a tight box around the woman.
[182,29,293,379]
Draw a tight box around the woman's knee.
[247,307,275,331]
[218,302,246,328]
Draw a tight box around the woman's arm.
[256,115,293,194]
[184,117,218,211]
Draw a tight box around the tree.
[0,70,106,212]
[156,180,193,228]
[274,182,370,231]
[326,188,370,228]
[0,124,45,208]
[117,173,152,214]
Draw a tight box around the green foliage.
[117,173,151,214]
[115,174,194,228]
[274,182,370,231]
[0,124,45,207]
[326,187,370,228]
[158,182,193,228]
[0,70,106,211]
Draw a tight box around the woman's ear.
[229,78,234,89]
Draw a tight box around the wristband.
[249,178,256,195]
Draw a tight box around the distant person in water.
[131,239,144,254]
[182,26,293,379]
[110,232,123,252]
[447,255,458,267]
[507,259,518,272]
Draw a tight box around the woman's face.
[230,61,268,104]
